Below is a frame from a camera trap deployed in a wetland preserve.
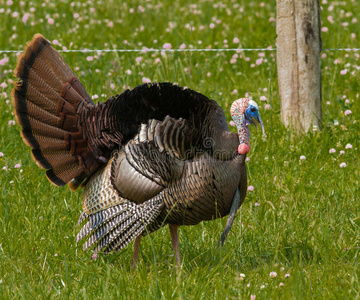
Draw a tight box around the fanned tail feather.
[12,34,97,189]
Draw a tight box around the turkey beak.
[250,117,258,128]
[247,114,266,138]
[246,116,257,127]
[256,115,266,138]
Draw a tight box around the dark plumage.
[13,34,263,265]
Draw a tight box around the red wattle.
[238,144,250,154]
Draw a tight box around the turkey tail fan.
[77,196,164,254]
[12,33,97,189]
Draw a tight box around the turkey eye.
[251,107,256,112]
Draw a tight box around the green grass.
[0,0,360,299]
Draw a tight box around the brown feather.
[12,34,98,188]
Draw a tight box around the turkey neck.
[205,106,240,161]
[212,131,239,160]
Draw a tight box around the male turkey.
[12,34,265,265]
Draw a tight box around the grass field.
[0,0,359,299]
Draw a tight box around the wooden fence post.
[277,0,322,132]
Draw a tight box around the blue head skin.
[244,100,266,137]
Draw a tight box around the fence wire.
[0,47,359,54]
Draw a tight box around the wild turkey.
[12,34,265,265]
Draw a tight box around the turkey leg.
[169,224,181,265]
[220,188,241,245]
[131,234,142,268]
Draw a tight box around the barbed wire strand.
[0,47,359,54]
